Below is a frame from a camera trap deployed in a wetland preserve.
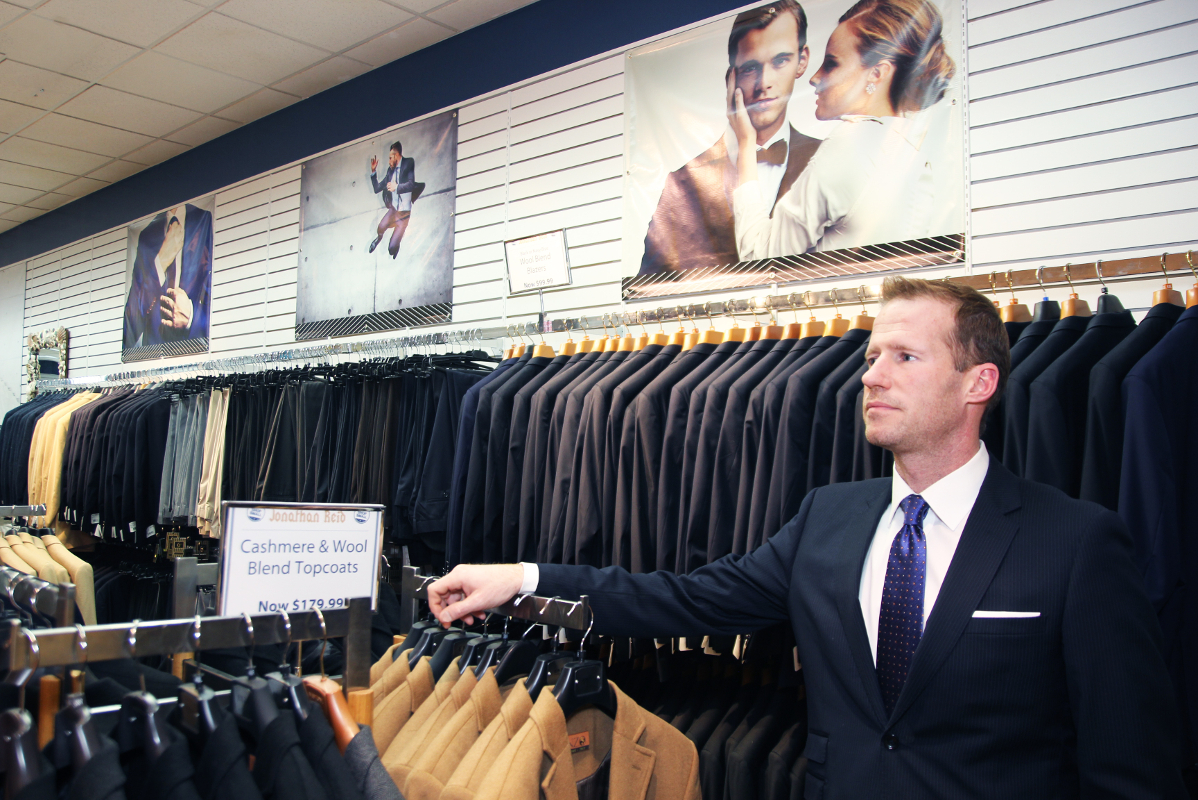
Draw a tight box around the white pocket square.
[972,610,1040,618]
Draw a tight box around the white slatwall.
[15,0,1198,391]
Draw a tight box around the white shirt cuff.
[519,562,539,595]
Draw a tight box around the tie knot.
[899,494,929,527]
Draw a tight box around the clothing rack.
[0,505,47,519]
[2,596,374,692]
[172,556,218,619]
[399,565,590,633]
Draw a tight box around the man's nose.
[862,360,885,388]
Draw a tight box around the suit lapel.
[833,481,891,726]
[889,458,1022,724]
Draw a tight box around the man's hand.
[370,155,378,171]
[159,287,193,330]
[428,564,524,627]
[386,180,397,192]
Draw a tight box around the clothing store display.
[64,737,128,800]
[122,724,204,800]
[372,655,435,752]
[301,707,369,800]
[440,674,535,800]
[252,712,330,800]
[383,656,465,782]
[193,712,263,800]
[344,726,405,800]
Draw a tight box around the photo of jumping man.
[369,140,425,258]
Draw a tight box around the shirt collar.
[725,123,791,168]
[889,441,989,530]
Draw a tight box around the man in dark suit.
[369,141,424,258]
[638,1,821,275]
[429,277,1186,797]
[122,203,213,348]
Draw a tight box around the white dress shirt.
[520,441,991,660]
[725,124,790,213]
[859,441,990,661]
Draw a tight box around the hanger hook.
[1006,269,1017,302]
[577,604,596,658]
[242,612,256,675]
[1095,259,1106,289]
[1036,266,1047,296]
[1186,250,1196,281]
[312,607,328,680]
[10,628,39,705]
[278,609,292,672]
[857,286,868,313]
[988,272,997,297]
[74,624,87,665]
[127,619,140,658]
[830,287,840,313]
[704,302,716,329]
[1160,252,1170,280]
[538,596,561,618]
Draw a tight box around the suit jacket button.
[882,733,899,750]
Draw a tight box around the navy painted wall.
[0,0,744,269]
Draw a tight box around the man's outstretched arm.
[430,488,812,638]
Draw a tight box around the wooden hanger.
[1059,264,1091,318]
[1000,269,1032,323]
[781,295,802,339]
[724,308,747,342]
[744,302,764,341]
[848,286,874,331]
[798,292,825,338]
[699,303,724,344]
[1153,252,1185,308]
[1186,251,1198,309]
[618,313,637,351]
[826,288,850,336]
[647,310,670,347]
[756,301,784,339]
[668,308,688,348]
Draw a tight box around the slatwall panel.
[966,0,1198,269]
[12,2,1198,390]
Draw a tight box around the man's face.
[861,298,978,455]
[733,13,808,139]
[388,149,400,168]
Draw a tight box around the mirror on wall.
[27,327,69,398]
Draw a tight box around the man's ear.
[796,45,810,76]
[966,363,1000,407]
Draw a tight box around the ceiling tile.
[0,219,18,234]
[56,86,203,138]
[35,0,202,48]
[0,202,12,216]
[165,115,240,146]
[23,191,73,211]
[102,50,262,114]
[0,159,74,191]
[0,182,41,205]
[219,0,412,52]
[342,17,452,67]
[0,0,38,7]
[216,87,298,123]
[272,56,372,99]
[1,205,45,222]
[19,114,154,158]
[0,15,141,81]
[0,98,43,134]
[427,0,536,30]
[0,1,24,26]
[0,136,109,174]
[157,13,329,85]
[123,138,191,166]
[0,61,89,110]
[85,159,145,183]
[55,175,108,197]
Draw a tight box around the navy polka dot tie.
[877,494,929,717]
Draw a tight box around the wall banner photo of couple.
[621,0,966,299]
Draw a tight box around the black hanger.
[177,616,221,745]
[407,625,450,666]
[525,652,575,701]
[231,611,281,742]
[116,690,170,763]
[460,633,505,673]
[51,694,104,772]
[397,618,438,659]
[429,630,474,680]
[552,609,616,719]
[492,638,541,686]
[0,709,43,796]
[1094,262,1124,313]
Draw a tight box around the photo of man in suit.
[428,277,1186,797]
[122,201,213,350]
[369,140,425,258]
[639,1,822,275]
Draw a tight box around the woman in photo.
[731,0,957,257]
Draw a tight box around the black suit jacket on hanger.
[536,458,1186,799]
[806,337,870,493]
[615,342,715,572]
[983,318,1057,461]
[1002,315,1089,477]
[1078,302,1182,507]
[1024,310,1135,496]
[829,360,870,485]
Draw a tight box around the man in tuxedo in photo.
[369,140,424,258]
[638,0,822,275]
[428,277,1186,798]
[122,203,213,348]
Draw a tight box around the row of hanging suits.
[443,316,888,574]
[984,286,1198,768]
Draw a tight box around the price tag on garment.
[505,230,572,294]
[218,502,384,616]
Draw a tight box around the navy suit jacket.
[538,457,1186,799]
[371,157,422,210]
[122,204,213,348]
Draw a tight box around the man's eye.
[772,55,791,68]
[900,354,916,362]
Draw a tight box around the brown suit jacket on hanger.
[387,658,478,788]
[475,681,701,800]
[370,643,402,687]
[442,676,535,800]
[372,655,434,753]
[404,668,514,800]
[383,656,461,771]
